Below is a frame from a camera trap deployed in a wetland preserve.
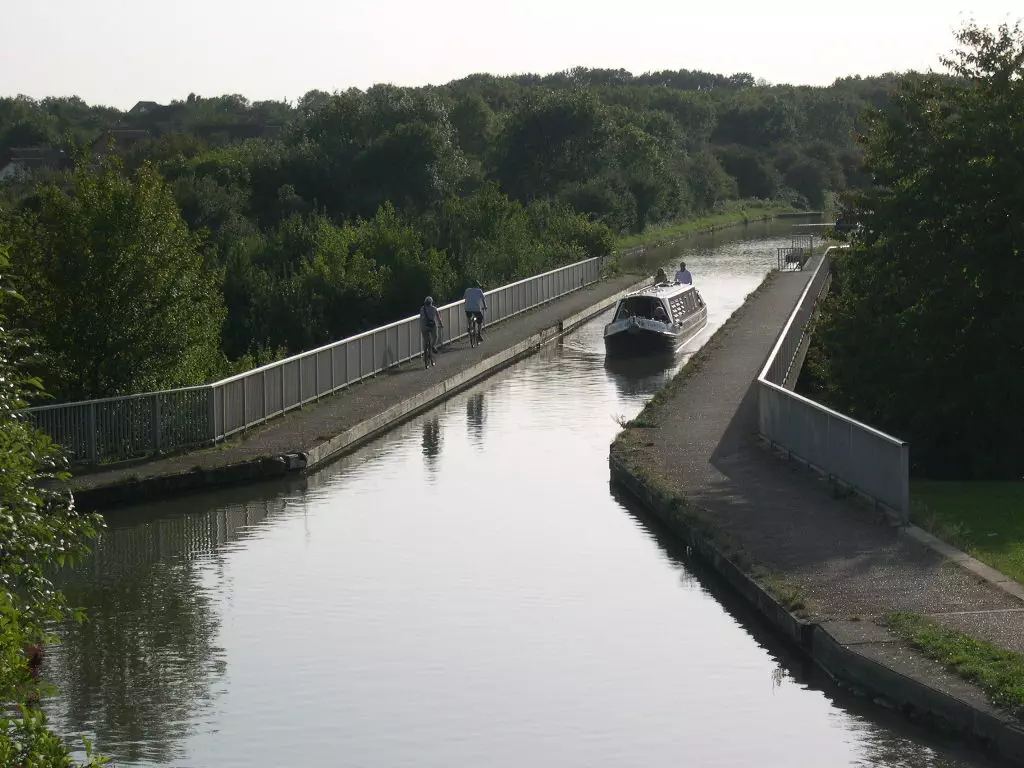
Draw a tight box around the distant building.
[128,101,162,116]
[0,147,67,182]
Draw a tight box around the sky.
[2,1,1018,109]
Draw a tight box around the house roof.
[129,100,162,114]
[1,147,66,167]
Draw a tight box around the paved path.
[72,275,640,494]
[611,260,1024,723]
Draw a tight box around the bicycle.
[468,313,481,348]
[423,329,436,368]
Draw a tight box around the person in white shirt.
[675,262,693,285]
[463,280,487,340]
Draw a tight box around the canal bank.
[609,261,1024,764]
[45,222,999,768]
[69,272,647,511]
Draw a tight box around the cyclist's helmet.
[424,296,433,305]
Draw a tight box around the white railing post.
[22,255,603,462]
[900,444,911,524]
[86,403,97,463]
[151,394,161,453]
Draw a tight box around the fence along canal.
[25,257,603,463]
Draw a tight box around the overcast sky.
[3,1,1017,109]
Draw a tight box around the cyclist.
[420,296,443,356]
[462,279,487,341]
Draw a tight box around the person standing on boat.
[675,262,693,285]
[654,268,669,284]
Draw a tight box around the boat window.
[669,296,686,321]
[622,296,662,319]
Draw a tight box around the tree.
[805,21,1024,479]
[0,245,106,766]
[448,93,494,157]
[2,154,227,399]
[715,144,782,199]
[494,90,614,201]
[613,123,680,231]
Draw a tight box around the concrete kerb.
[811,625,1024,763]
[609,453,1024,765]
[904,526,1024,605]
[72,278,648,511]
[608,453,811,647]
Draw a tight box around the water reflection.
[603,352,677,401]
[466,391,486,448]
[44,495,294,765]
[421,415,442,473]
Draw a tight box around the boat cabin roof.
[623,281,699,301]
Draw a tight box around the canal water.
[44,219,998,767]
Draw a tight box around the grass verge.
[752,566,808,613]
[886,611,1024,719]
[911,481,1024,584]
[614,203,804,251]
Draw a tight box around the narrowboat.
[603,280,708,356]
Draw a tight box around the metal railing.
[25,256,603,463]
[757,246,910,523]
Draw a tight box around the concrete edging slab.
[608,453,1024,764]
[73,278,646,511]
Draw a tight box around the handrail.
[22,255,604,462]
[756,245,910,522]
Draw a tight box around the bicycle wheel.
[470,318,478,348]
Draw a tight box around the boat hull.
[603,308,707,358]
[603,326,679,356]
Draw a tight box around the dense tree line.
[0,68,898,400]
[800,22,1024,480]
[0,245,106,765]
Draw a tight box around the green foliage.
[912,481,1024,584]
[1,153,227,399]
[0,64,895,399]
[804,21,1024,479]
[0,244,106,765]
[886,611,1024,718]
